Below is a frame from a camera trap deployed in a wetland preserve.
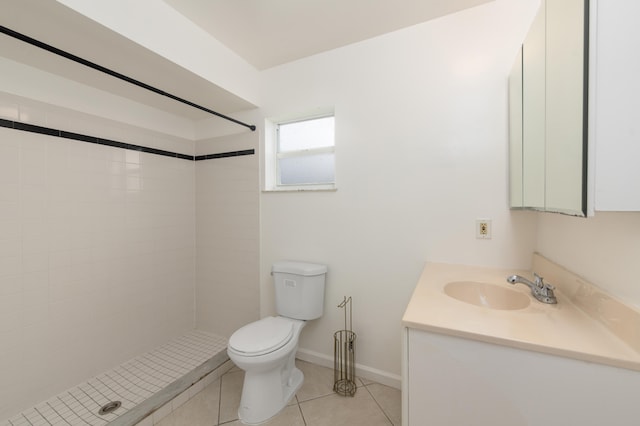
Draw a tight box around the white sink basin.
[444,281,531,310]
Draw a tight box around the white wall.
[259,0,541,381]
[195,131,260,337]
[536,212,640,308]
[0,78,196,417]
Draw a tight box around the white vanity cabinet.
[402,260,640,426]
[403,328,640,426]
[592,0,640,211]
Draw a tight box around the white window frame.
[264,112,336,192]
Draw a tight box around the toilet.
[227,261,327,425]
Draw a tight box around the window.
[265,114,336,191]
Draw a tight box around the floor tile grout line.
[32,406,54,426]
[86,380,116,405]
[96,373,135,404]
[217,372,223,426]
[153,346,203,367]
[20,414,33,426]
[64,392,107,425]
[41,404,67,426]
[163,339,212,357]
[150,344,203,366]
[138,352,189,377]
[296,391,339,405]
[362,383,395,425]
[39,404,61,422]
[77,385,108,416]
[95,375,138,405]
[120,358,176,384]
[117,363,163,394]
[109,368,158,400]
[295,397,308,426]
[56,395,95,426]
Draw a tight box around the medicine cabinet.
[509,0,588,216]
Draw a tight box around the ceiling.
[0,0,257,120]
[163,0,493,70]
[0,0,492,122]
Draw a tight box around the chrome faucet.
[507,273,557,304]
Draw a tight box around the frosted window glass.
[279,116,334,152]
[279,153,335,185]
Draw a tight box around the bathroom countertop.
[402,258,640,372]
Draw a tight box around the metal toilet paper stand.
[333,296,357,396]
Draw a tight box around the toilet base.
[238,366,304,425]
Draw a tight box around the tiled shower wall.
[0,95,197,420]
[195,132,260,338]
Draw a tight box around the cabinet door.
[545,0,587,213]
[510,0,588,216]
[406,329,526,425]
[521,2,546,210]
[594,0,640,210]
[509,47,523,208]
[406,328,640,426]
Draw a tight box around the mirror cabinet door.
[545,0,587,215]
[509,0,587,216]
[522,3,546,210]
[508,47,523,208]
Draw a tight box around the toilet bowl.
[227,261,327,425]
[227,316,305,424]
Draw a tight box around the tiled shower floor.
[2,331,229,426]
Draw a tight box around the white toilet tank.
[272,261,327,320]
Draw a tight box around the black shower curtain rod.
[0,25,256,131]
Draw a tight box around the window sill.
[262,185,337,193]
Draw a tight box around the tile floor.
[155,360,401,426]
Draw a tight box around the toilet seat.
[229,317,294,356]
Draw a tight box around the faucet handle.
[533,273,544,287]
[533,273,556,290]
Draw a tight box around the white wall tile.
[189,379,206,397]
[0,95,197,420]
[0,101,19,121]
[171,389,190,410]
[195,132,260,338]
[135,415,153,426]
[0,183,19,203]
[152,402,173,424]
[0,292,22,334]
[0,143,20,184]
[18,105,47,126]
[0,273,21,297]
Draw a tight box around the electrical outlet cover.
[476,219,492,239]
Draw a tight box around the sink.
[444,281,531,310]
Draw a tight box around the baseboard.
[296,348,402,390]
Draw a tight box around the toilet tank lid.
[272,261,327,276]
